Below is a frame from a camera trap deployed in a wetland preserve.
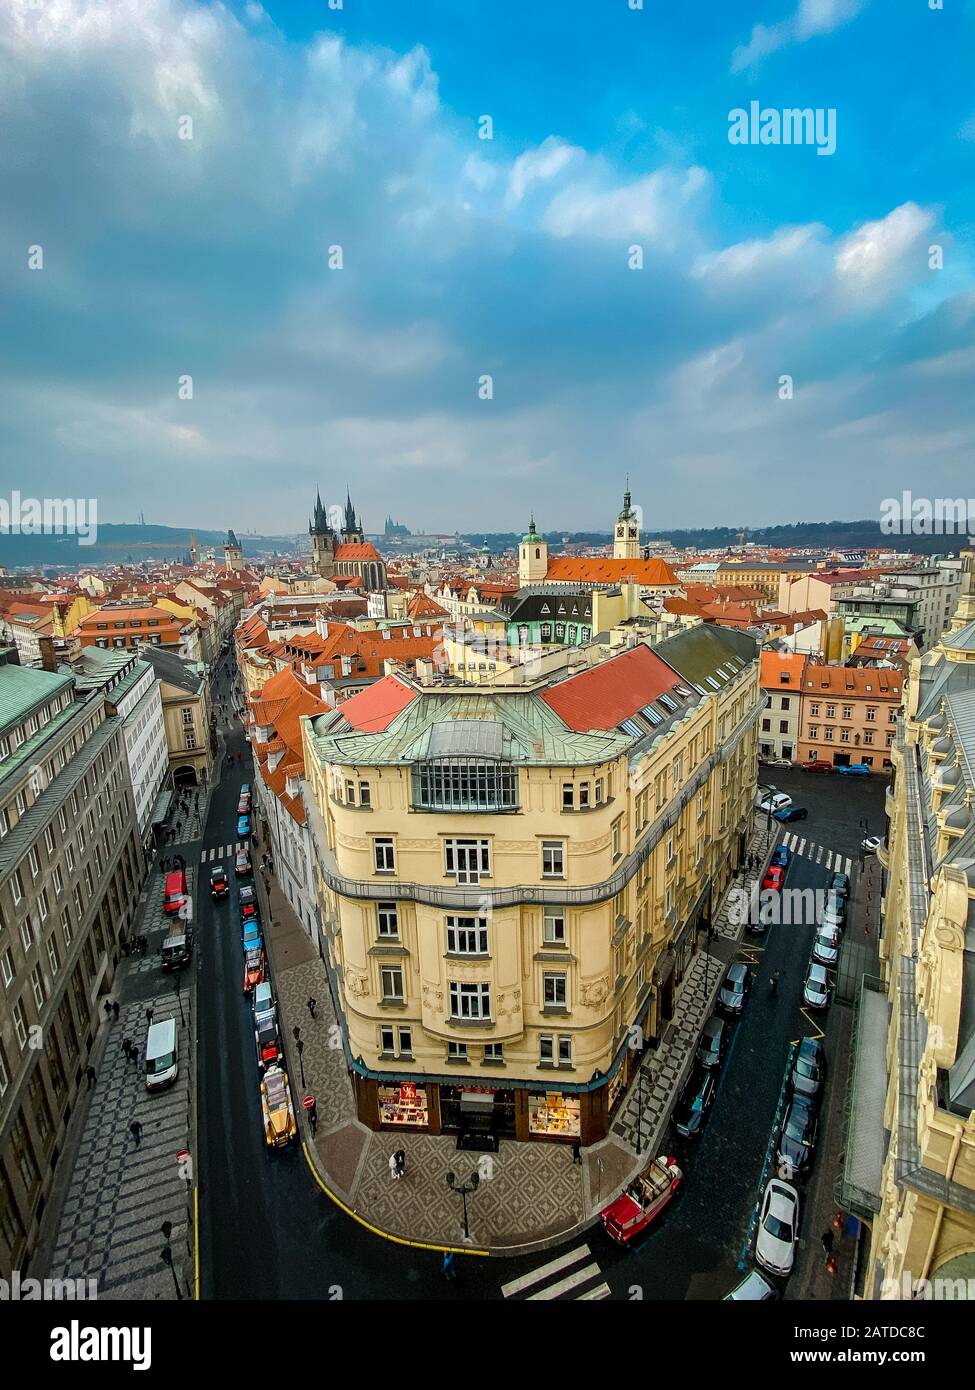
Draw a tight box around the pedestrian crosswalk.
[202,842,246,862]
[780,833,853,876]
[501,1243,611,1301]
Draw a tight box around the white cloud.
[834,202,934,293]
[542,165,710,245]
[506,136,581,207]
[693,224,827,283]
[731,0,867,73]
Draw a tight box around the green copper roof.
[0,662,74,738]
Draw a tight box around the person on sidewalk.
[307,997,317,1020]
[103,999,112,1019]
[122,1038,133,1061]
[112,1000,120,1021]
[571,1141,582,1166]
[130,1120,143,1147]
[394,1149,406,1179]
[389,1152,400,1181]
[146,1007,154,1027]
[85,1065,96,1089]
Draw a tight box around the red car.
[804,759,832,772]
[762,865,786,893]
[600,1155,682,1246]
[243,947,265,994]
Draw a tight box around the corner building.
[302,626,762,1145]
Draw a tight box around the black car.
[696,1015,728,1070]
[209,866,229,899]
[773,805,808,823]
[777,1095,819,1176]
[828,871,851,899]
[674,1065,716,1138]
[789,1037,826,1100]
[239,884,257,909]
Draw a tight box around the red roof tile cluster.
[249,666,330,825]
[541,643,682,732]
[337,674,417,732]
[545,556,678,587]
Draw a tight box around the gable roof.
[545,556,678,587]
[540,643,683,732]
[335,673,419,732]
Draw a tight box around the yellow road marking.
[193,1186,200,1300]
[300,1140,491,1256]
[798,1010,826,1040]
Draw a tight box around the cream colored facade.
[854,572,975,1297]
[302,625,761,1144]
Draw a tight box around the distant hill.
[0,523,301,567]
[463,520,959,555]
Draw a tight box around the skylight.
[657,692,679,712]
[641,705,663,726]
[620,718,644,736]
[674,684,693,697]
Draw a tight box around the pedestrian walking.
[821,1229,834,1258]
[129,1120,143,1147]
[571,1141,582,1166]
[85,1065,96,1089]
[146,1007,154,1027]
[112,1000,120,1021]
[103,999,112,1019]
[389,1152,400,1181]
[307,997,317,1020]
[308,1101,318,1136]
[122,1038,133,1060]
[442,1251,456,1281]
[394,1149,406,1179]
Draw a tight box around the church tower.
[223,528,243,572]
[342,489,365,545]
[309,490,336,578]
[519,517,548,586]
[614,483,640,560]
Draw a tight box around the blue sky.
[2,0,974,536]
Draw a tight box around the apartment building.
[76,602,183,653]
[836,565,961,655]
[138,646,213,787]
[796,664,902,770]
[73,648,169,849]
[0,649,144,1277]
[758,651,805,761]
[844,579,975,1297]
[301,625,761,1146]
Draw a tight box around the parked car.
[718,962,750,1016]
[163,868,188,916]
[209,866,229,899]
[237,793,251,815]
[243,947,265,994]
[803,961,831,1011]
[762,865,785,894]
[696,1015,728,1070]
[242,921,264,956]
[756,1179,800,1277]
[239,883,257,909]
[747,894,778,936]
[774,805,808,823]
[600,1155,682,1245]
[757,792,792,814]
[161,929,192,970]
[235,849,252,877]
[828,871,851,899]
[803,759,832,772]
[762,757,792,768]
[770,845,790,868]
[837,763,871,777]
[777,1095,819,1176]
[813,925,841,966]
[790,1037,826,1100]
[724,1268,778,1301]
[822,891,847,929]
[862,835,883,855]
[673,1065,716,1138]
[240,782,251,797]
[255,1014,282,1071]
[260,1066,297,1148]
[237,813,251,837]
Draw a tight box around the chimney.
[38,635,58,672]
[416,657,434,686]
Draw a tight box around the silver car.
[812,926,841,966]
[803,962,830,1010]
[756,1179,800,1277]
[719,962,750,1015]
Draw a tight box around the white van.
[253,981,275,1021]
[145,1018,178,1092]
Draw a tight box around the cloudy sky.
[2,0,974,536]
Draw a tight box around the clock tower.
[613,483,640,560]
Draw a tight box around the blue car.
[237,814,251,837]
[836,763,871,777]
[771,845,790,868]
[242,922,263,954]
[774,805,808,823]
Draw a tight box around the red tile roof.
[335,542,382,562]
[338,674,417,732]
[545,556,678,586]
[541,643,682,732]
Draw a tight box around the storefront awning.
[150,789,174,826]
[461,1091,495,1113]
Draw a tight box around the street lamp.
[446,1170,480,1242]
[160,1222,183,1301]
[296,1037,305,1088]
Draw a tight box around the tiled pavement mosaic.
[48,998,193,1300]
[711,816,780,942]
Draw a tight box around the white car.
[862,835,883,855]
[756,1179,800,1277]
[803,962,830,1011]
[812,926,841,967]
[757,792,792,814]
